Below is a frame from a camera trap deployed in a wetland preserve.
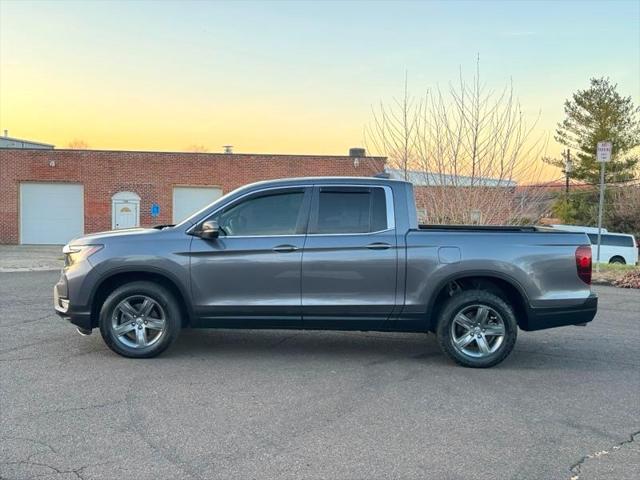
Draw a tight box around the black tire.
[99,281,181,358]
[609,256,626,265]
[436,289,518,368]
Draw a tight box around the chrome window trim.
[305,228,395,237]
[211,234,306,239]
[187,183,396,238]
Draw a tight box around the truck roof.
[241,176,410,189]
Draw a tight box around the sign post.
[595,141,612,273]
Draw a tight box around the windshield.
[173,184,249,228]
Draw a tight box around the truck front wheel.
[436,290,517,368]
[99,281,181,358]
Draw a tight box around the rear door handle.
[272,244,299,253]
[366,242,391,250]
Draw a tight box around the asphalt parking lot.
[1,270,638,480]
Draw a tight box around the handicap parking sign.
[150,203,160,217]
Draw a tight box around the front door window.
[212,190,306,236]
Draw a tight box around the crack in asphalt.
[0,336,69,355]
[569,429,640,480]
[0,436,58,455]
[0,344,102,364]
[0,459,114,480]
[270,333,299,348]
[0,312,53,328]
[208,360,430,472]
[0,434,116,479]
[122,375,206,480]
[30,399,127,419]
[515,347,640,368]
[0,353,64,363]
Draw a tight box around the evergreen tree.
[546,78,640,183]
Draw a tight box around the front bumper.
[524,294,598,331]
[54,272,92,330]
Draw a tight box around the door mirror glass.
[199,220,220,239]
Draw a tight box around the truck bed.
[417,224,558,233]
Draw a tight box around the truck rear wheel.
[99,281,181,358]
[436,290,517,368]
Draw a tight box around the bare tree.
[608,184,640,237]
[365,61,550,225]
[185,144,210,153]
[67,139,90,149]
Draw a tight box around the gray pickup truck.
[55,177,597,367]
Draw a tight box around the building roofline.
[0,136,55,148]
[0,146,386,160]
[384,167,517,187]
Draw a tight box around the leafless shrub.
[185,144,210,153]
[365,62,550,224]
[67,139,90,149]
[608,184,640,237]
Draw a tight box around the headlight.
[62,244,103,266]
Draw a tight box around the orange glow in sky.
[1,1,638,182]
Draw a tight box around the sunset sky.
[1,0,638,180]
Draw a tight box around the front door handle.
[272,244,299,253]
[366,242,391,250]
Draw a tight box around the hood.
[67,227,162,245]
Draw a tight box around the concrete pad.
[0,245,64,272]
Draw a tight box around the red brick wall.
[0,149,385,244]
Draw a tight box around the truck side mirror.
[199,220,220,239]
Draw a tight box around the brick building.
[0,148,384,244]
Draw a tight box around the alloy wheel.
[450,304,506,358]
[111,295,166,349]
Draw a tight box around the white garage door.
[173,186,223,223]
[20,183,84,244]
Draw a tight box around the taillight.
[575,245,592,284]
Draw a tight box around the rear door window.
[603,234,634,247]
[312,187,388,234]
[587,233,634,247]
